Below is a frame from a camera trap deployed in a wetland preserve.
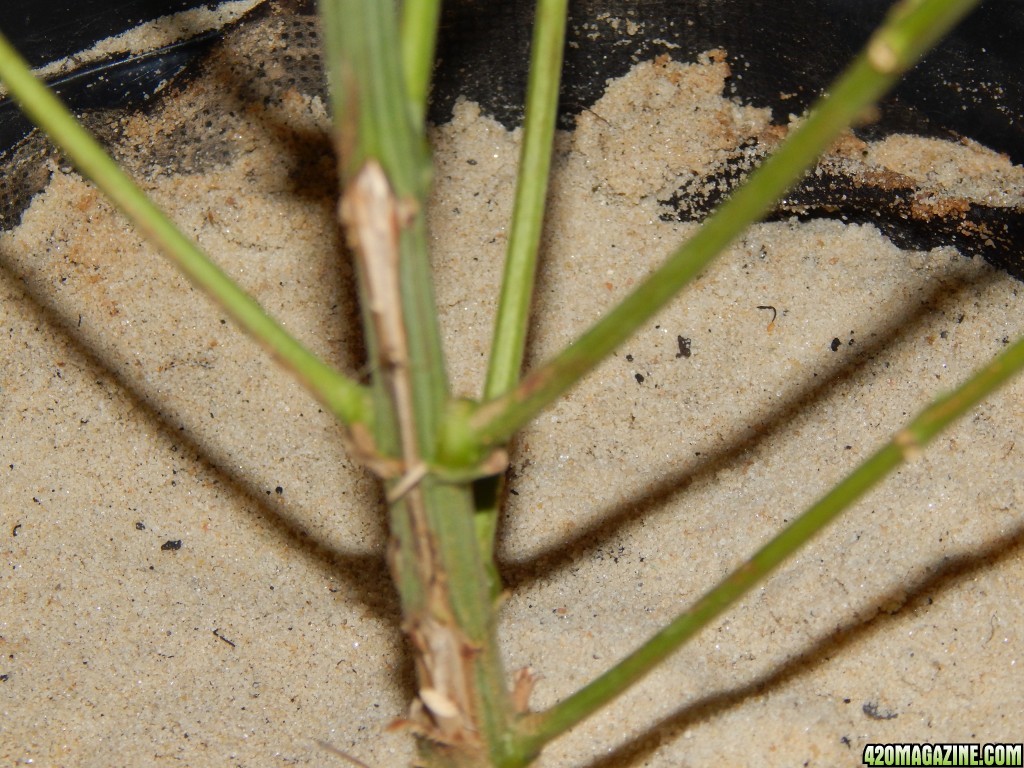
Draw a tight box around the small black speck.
[625,354,634,362]
[275,486,283,495]
[509,489,519,496]
[830,337,841,352]
[634,373,645,384]
[12,523,21,536]
[862,701,898,720]
[135,522,146,530]
[675,335,692,359]
[0,674,8,682]
[466,158,477,165]
[161,540,183,551]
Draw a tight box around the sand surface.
[2,12,1023,768]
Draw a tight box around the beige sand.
[1,23,1022,768]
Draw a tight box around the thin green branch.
[467,0,983,451]
[484,0,569,400]
[0,28,371,427]
[400,0,442,131]
[517,328,1024,756]
[472,0,569,592]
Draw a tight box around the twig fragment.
[315,740,375,768]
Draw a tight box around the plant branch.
[400,0,442,131]
[484,0,568,400]
[470,0,569,595]
[518,328,1024,755]
[0,28,371,428]
[467,0,983,451]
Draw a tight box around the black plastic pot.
[1,0,1022,274]
[5,1,1020,154]
[0,0,227,152]
[435,1,1024,161]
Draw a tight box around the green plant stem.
[484,0,568,400]
[320,0,430,199]
[466,0,983,452]
[400,0,442,130]
[473,0,569,593]
[516,329,1024,756]
[320,3,518,766]
[321,0,444,445]
[0,29,371,429]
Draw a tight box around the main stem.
[319,3,521,766]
